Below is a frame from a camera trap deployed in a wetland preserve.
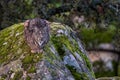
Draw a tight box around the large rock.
[0,22,95,80]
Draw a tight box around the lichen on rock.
[0,22,95,80]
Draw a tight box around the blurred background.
[0,0,120,78]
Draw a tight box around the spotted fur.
[24,18,50,53]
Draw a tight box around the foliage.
[80,23,116,48]
[93,61,118,78]
[0,0,119,30]
[113,26,120,51]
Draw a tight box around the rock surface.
[0,22,95,80]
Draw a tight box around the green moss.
[22,54,34,64]
[44,43,62,64]
[78,51,95,78]
[22,52,42,63]
[22,54,34,71]
[1,74,7,79]
[51,35,76,56]
[95,71,115,78]
[27,66,36,73]
[26,76,31,80]
[0,23,25,65]
[13,71,23,80]
[21,53,42,71]
[0,78,5,80]
[32,53,43,63]
[22,64,30,71]
[66,65,89,80]
[51,36,65,58]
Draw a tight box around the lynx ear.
[24,20,30,27]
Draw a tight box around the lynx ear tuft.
[24,20,30,27]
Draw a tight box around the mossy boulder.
[0,22,95,80]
